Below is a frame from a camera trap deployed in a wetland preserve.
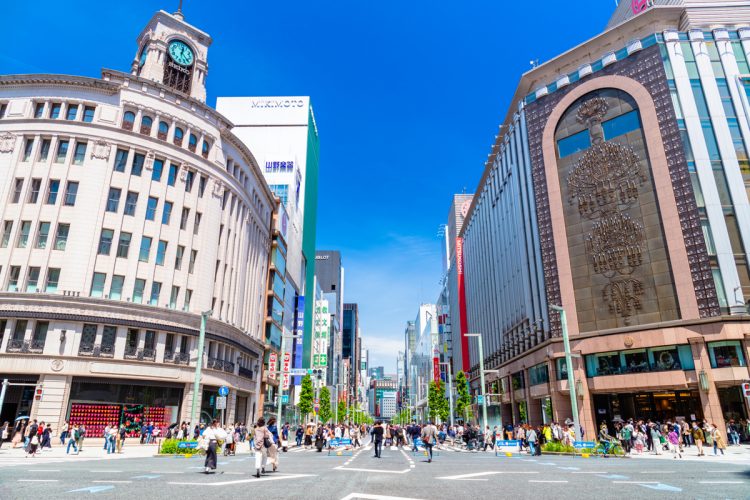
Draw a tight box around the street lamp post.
[439,362,454,427]
[464,333,487,433]
[276,332,302,429]
[550,305,581,443]
[191,310,212,426]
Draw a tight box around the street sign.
[282,395,289,404]
[218,386,229,397]
[216,396,227,409]
[477,395,485,405]
[314,404,320,413]
[282,352,291,390]
[572,441,596,449]
[289,368,308,376]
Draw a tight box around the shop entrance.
[0,375,37,424]
[593,390,703,428]
[718,386,749,422]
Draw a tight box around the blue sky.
[2,0,613,371]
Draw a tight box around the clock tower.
[131,8,212,102]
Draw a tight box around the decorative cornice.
[0,74,119,95]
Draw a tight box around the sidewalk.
[624,443,750,464]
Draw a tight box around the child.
[633,429,645,455]
[667,429,682,459]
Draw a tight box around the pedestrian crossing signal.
[742,382,750,398]
[34,387,43,401]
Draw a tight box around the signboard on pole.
[282,352,291,390]
[216,396,227,409]
[290,368,308,376]
[268,352,278,380]
[313,299,329,372]
[433,357,440,383]
[218,386,229,397]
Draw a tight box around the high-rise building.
[313,251,343,387]
[342,303,359,407]
[459,0,750,437]
[0,8,274,429]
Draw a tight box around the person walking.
[266,417,280,472]
[527,426,538,456]
[202,419,225,474]
[26,427,40,458]
[59,421,69,445]
[421,421,438,463]
[691,422,705,457]
[295,425,303,447]
[254,418,272,478]
[667,427,682,459]
[0,421,8,449]
[351,424,361,448]
[117,424,126,453]
[372,421,384,458]
[711,424,726,456]
[66,425,79,454]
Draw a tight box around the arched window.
[201,140,210,159]
[173,127,184,147]
[158,121,169,140]
[140,115,153,135]
[188,133,197,152]
[122,111,135,131]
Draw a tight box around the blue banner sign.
[177,441,198,449]
[573,441,596,449]
[495,440,519,447]
[330,438,352,447]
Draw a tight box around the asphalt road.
[0,444,748,499]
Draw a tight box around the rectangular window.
[7,266,20,291]
[149,281,161,306]
[167,163,178,186]
[50,103,61,119]
[12,319,27,340]
[183,289,193,311]
[180,335,188,353]
[101,326,116,350]
[90,272,106,297]
[175,245,185,270]
[270,184,289,205]
[116,231,131,258]
[557,129,590,158]
[23,138,34,161]
[152,158,164,181]
[46,180,59,204]
[602,110,640,140]
[1,221,12,248]
[162,201,173,225]
[73,141,87,165]
[198,175,207,197]
[146,197,158,221]
[106,187,121,212]
[35,222,50,249]
[185,170,195,192]
[133,278,146,304]
[165,333,175,353]
[65,104,78,121]
[169,286,179,309]
[64,181,78,206]
[188,249,197,274]
[131,153,145,176]
[180,207,190,230]
[139,236,152,262]
[193,212,201,235]
[28,178,41,203]
[34,102,45,118]
[45,268,60,292]
[55,140,69,163]
[39,139,50,161]
[31,322,48,348]
[54,224,69,250]
[156,240,167,265]
[97,228,114,255]
[114,148,128,172]
[124,191,138,216]
[17,221,31,248]
[109,275,124,300]
[82,106,95,123]
[12,178,23,203]
[26,267,40,292]
[143,330,156,350]
[708,341,746,368]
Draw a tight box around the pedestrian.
[667,427,682,459]
[421,420,438,463]
[26,428,40,458]
[304,421,314,449]
[59,421,69,445]
[0,421,8,449]
[117,424,126,453]
[41,423,52,450]
[650,424,663,455]
[527,426,538,456]
[711,424,726,456]
[253,417,272,478]
[107,424,117,454]
[295,425,303,447]
[372,421,384,458]
[599,423,615,458]
[351,424,361,448]
[266,417,280,472]
[691,422,705,457]
[77,424,86,451]
[66,425,79,454]
[202,419,225,474]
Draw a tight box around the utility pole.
[465,333,488,433]
[440,362,454,427]
[550,305,581,443]
[190,310,212,426]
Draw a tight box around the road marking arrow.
[67,485,115,494]
[639,483,682,492]
[132,474,161,480]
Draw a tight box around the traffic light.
[742,382,750,398]
[313,369,323,380]
[34,386,44,401]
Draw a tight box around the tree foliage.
[319,386,332,423]
[428,381,449,423]
[392,409,411,425]
[337,400,347,423]
[298,375,314,420]
[455,371,472,423]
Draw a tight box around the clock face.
[168,40,194,67]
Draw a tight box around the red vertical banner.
[268,352,278,380]
[456,237,470,373]
[282,352,291,389]
[433,357,440,383]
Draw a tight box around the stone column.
[31,374,70,433]
[180,382,202,425]
[689,337,728,437]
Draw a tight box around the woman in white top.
[202,419,226,474]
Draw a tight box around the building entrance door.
[593,391,703,428]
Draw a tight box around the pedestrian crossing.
[281,444,490,454]
[0,451,107,468]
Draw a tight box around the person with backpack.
[253,417,272,478]
[66,425,80,454]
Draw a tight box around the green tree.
[337,400,347,423]
[428,381,449,423]
[298,374,314,420]
[455,370,472,423]
[319,386,332,423]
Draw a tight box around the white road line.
[438,472,502,480]
[572,471,605,474]
[698,481,744,484]
[18,479,58,482]
[92,480,132,483]
[640,471,675,473]
[339,493,425,500]
[28,469,60,472]
[89,470,122,473]
[612,481,658,484]
[529,480,568,483]
[333,466,411,474]
[168,473,317,486]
